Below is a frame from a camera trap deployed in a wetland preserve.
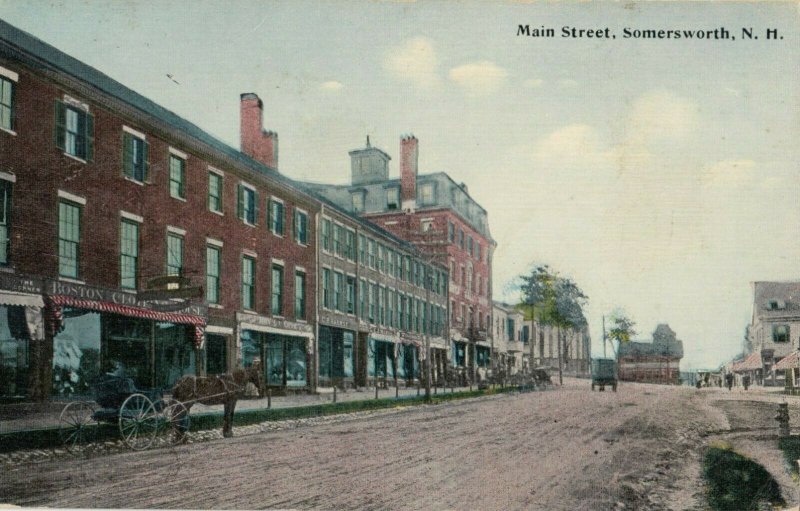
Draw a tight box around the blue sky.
[2,0,798,369]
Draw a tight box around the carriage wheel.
[58,401,97,452]
[155,398,190,446]
[119,393,158,450]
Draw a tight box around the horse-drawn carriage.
[58,365,262,452]
[58,375,189,451]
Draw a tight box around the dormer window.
[768,300,786,310]
[351,191,365,213]
[419,182,436,206]
[386,187,399,210]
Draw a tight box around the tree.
[606,308,636,358]
[519,265,588,384]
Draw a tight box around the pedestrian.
[743,374,750,391]
[725,373,733,391]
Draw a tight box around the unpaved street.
[2,379,796,510]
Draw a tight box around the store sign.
[318,312,357,330]
[47,280,206,316]
[0,274,43,295]
[236,312,313,333]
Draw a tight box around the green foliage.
[702,445,784,510]
[778,436,800,477]
[518,264,587,330]
[607,309,636,346]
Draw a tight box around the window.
[120,220,138,289]
[295,271,306,319]
[122,131,148,182]
[458,229,464,249]
[58,201,81,278]
[167,154,186,199]
[358,234,366,264]
[0,76,15,131]
[377,244,385,273]
[386,187,399,210]
[208,172,223,213]
[507,319,515,341]
[421,219,433,232]
[346,276,356,314]
[468,236,474,256]
[55,100,94,161]
[0,179,11,264]
[269,199,285,235]
[359,279,366,318]
[237,184,257,225]
[334,224,343,257]
[334,271,344,312]
[345,230,356,261]
[242,256,255,310]
[322,219,331,252]
[352,191,365,213]
[166,233,183,276]
[419,182,435,205]
[387,248,395,276]
[773,325,790,343]
[448,222,455,242]
[294,209,308,244]
[322,268,331,309]
[368,239,376,268]
[206,245,221,304]
[271,265,283,315]
[369,283,377,323]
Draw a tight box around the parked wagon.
[591,358,618,392]
[58,376,189,451]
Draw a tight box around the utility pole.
[602,315,607,358]
[557,326,563,385]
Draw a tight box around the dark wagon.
[591,358,618,392]
[58,376,189,451]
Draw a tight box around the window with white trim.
[169,154,186,199]
[58,200,81,278]
[55,100,94,161]
[241,256,255,310]
[237,184,257,225]
[0,179,11,265]
[269,199,284,235]
[120,219,139,289]
[271,264,283,315]
[206,245,221,304]
[0,76,15,132]
[122,131,148,182]
[166,233,184,276]
[294,209,308,244]
[208,171,223,213]
[295,271,306,319]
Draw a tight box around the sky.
[1,0,798,370]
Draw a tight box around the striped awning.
[47,294,206,347]
[775,351,800,371]
[733,352,762,372]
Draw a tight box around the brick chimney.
[240,93,278,170]
[400,134,418,210]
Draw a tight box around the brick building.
[617,324,683,384]
[305,136,494,381]
[0,21,320,400]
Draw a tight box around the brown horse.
[171,364,263,438]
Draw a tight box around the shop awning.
[775,351,800,371]
[0,292,45,341]
[47,294,206,347]
[0,291,44,308]
[733,352,762,372]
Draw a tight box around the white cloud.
[524,78,544,88]
[383,36,439,89]
[448,61,508,96]
[702,159,757,189]
[626,89,699,143]
[320,81,343,91]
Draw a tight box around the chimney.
[400,134,418,210]
[240,93,278,170]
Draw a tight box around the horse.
[171,363,264,438]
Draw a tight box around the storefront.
[0,275,45,401]
[46,281,206,398]
[237,312,314,390]
[318,325,355,387]
[475,344,491,369]
[368,334,396,384]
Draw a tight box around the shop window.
[0,306,30,398]
[105,315,152,389]
[0,179,12,265]
[205,334,226,375]
[368,339,394,379]
[55,100,94,161]
[58,200,81,279]
[154,322,195,389]
[266,334,307,387]
[52,309,101,397]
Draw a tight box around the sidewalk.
[0,383,474,435]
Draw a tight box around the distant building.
[750,281,800,387]
[617,324,683,384]
[304,136,495,382]
[492,302,525,375]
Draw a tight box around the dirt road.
[2,379,796,510]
